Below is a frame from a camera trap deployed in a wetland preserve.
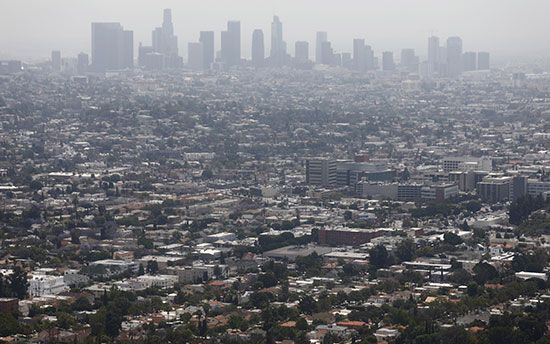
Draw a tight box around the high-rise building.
[138,44,154,67]
[294,41,309,62]
[270,16,285,66]
[315,31,328,64]
[427,36,440,76]
[77,52,89,74]
[221,21,241,67]
[251,29,265,66]
[187,42,204,70]
[463,51,477,71]
[305,158,337,187]
[51,50,61,72]
[199,31,214,69]
[151,9,181,68]
[477,52,490,70]
[91,22,133,72]
[382,51,395,71]
[446,36,463,77]
[353,39,367,72]
[400,48,418,72]
[365,45,375,70]
[320,41,334,65]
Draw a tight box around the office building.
[199,31,215,69]
[91,22,133,72]
[138,44,154,67]
[477,52,490,70]
[221,21,241,67]
[400,48,418,72]
[187,42,204,70]
[446,36,463,77]
[305,158,337,187]
[251,29,265,66]
[315,31,328,64]
[382,51,395,71]
[294,41,309,62]
[463,51,477,71]
[353,39,367,72]
[51,50,61,72]
[152,9,181,68]
[427,36,440,76]
[76,52,89,74]
[270,15,286,66]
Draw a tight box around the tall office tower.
[400,48,418,72]
[199,31,214,69]
[221,21,241,67]
[51,50,61,72]
[353,39,367,72]
[320,41,334,65]
[365,45,375,70]
[446,36,463,77]
[477,52,490,70]
[76,52,89,74]
[251,29,265,66]
[382,51,395,71]
[270,16,285,66]
[91,23,133,72]
[463,51,477,71]
[315,31,328,63]
[427,36,440,76]
[341,53,352,68]
[187,42,204,70]
[138,44,154,67]
[305,158,337,187]
[152,9,181,68]
[294,41,309,62]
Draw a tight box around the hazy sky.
[1,0,550,61]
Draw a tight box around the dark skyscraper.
[294,41,309,62]
[427,36,440,76]
[477,52,490,70]
[463,51,477,71]
[221,21,241,67]
[315,31,327,64]
[270,16,285,66]
[199,31,214,69]
[382,51,395,71]
[251,29,265,66]
[91,22,133,72]
[152,9,181,68]
[446,36,463,77]
[51,50,61,72]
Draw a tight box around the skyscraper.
[400,48,418,72]
[427,36,440,76]
[77,52,89,74]
[51,50,61,72]
[152,9,181,68]
[320,40,334,65]
[463,51,477,71]
[382,51,395,71]
[477,52,490,70]
[251,29,265,67]
[91,23,133,72]
[221,21,241,67]
[199,31,214,70]
[446,36,463,77]
[187,42,204,70]
[294,41,309,62]
[270,16,285,66]
[315,31,328,64]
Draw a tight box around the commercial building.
[251,29,265,66]
[305,158,337,187]
[221,21,241,67]
[199,31,215,69]
[91,22,133,71]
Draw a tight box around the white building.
[29,274,69,297]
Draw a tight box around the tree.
[369,245,389,269]
[296,317,309,331]
[298,295,317,315]
[449,269,472,285]
[138,263,145,276]
[512,251,548,273]
[443,232,463,246]
[9,266,29,299]
[473,262,499,284]
[146,260,159,275]
[0,313,19,336]
[395,239,416,262]
[105,310,122,337]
